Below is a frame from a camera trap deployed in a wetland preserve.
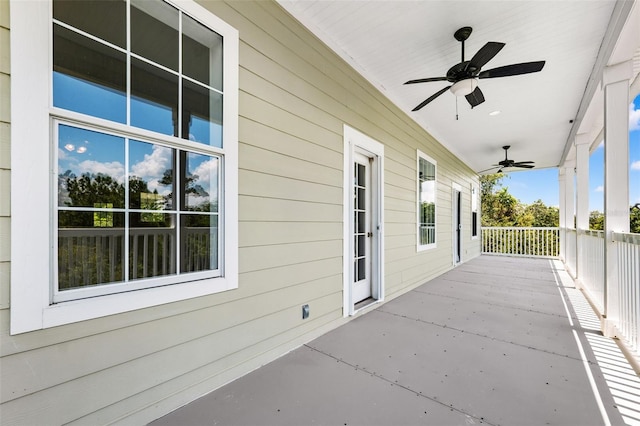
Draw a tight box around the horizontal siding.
[1,0,480,424]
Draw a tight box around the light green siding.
[0,0,480,424]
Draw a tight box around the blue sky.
[503,93,640,212]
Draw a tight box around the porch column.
[558,168,566,262]
[563,162,576,277]
[574,134,590,287]
[602,60,632,337]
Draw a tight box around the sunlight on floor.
[551,259,640,426]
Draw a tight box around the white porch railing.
[613,232,640,353]
[577,229,605,312]
[481,227,559,258]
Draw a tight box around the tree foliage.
[480,173,639,233]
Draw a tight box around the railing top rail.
[577,228,605,238]
[613,231,640,245]
[481,227,559,231]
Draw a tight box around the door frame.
[452,182,462,265]
[343,125,384,316]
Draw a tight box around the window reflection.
[181,152,219,212]
[129,213,177,280]
[131,0,179,71]
[53,0,126,49]
[58,210,125,289]
[53,24,126,123]
[182,79,223,147]
[129,140,175,211]
[58,125,125,208]
[182,13,223,90]
[131,58,178,137]
[181,214,218,272]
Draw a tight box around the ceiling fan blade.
[513,163,535,169]
[465,86,485,108]
[412,86,451,111]
[468,42,505,69]
[513,160,535,164]
[478,61,546,79]
[404,77,448,85]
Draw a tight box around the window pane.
[181,214,218,273]
[183,80,223,147]
[129,140,175,210]
[58,125,125,208]
[129,213,176,280]
[58,210,125,290]
[419,157,436,246]
[183,14,223,90]
[131,0,179,71]
[53,24,126,123]
[131,58,178,137]
[53,0,126,49]
[182,152,219,212]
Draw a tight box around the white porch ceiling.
[277,0,638,175]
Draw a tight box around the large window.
[417,151,437,250]
[10,0,238,333]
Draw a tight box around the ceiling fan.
[480,145,535,173]
[405,26,545,111]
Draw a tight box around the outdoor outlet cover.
[302,304,309,319]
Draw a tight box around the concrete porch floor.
[150,256,640,426]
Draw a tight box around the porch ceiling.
[277,0,639,174]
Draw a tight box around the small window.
[417,151,437,250]
[471,185,479,238]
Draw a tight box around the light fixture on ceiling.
[449,78,478,96]
[489,110,501,116]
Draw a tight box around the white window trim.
[417,150,437,251]
[10,0,239,334]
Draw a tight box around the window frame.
[10,0,239,334]
[416,150,437,251]
[471,183,479,239]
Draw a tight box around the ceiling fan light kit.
[405,26,545,111]
[450,78,478,96]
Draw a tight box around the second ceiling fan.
[405,26,545,111]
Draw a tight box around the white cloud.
[191,158,219,194]
[631,160,640,171]
[630,102,640,132]
[595,185,604,193]
[131,145,172,185]
[77,160,125,183]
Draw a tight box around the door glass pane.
[129,213,176,280]
[53,0,126,49]
[181,214,218,272]
[131,58,178,137]
[129,140,175,210]
[357,258,366,281]
[183,14,223,90]
[58,210,125,290]
[183,80,223,147]
[58,125,125,208]
[131,0,179,71]
[182,152,219,212]
[53,24,126,123]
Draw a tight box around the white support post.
[558,168,566,262]
[575,134,590,287]
[602,60,632,338]
[564,163,576,277]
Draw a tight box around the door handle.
[367,232,373,237]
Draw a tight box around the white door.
[353,152,372,303]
